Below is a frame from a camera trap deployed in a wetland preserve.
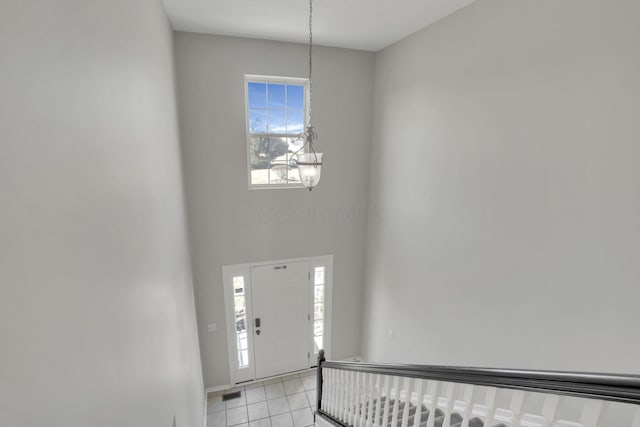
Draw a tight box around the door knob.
[256,329,261,335]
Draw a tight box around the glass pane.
[249,137,270,185]
[314,267,325,285]
[248,109,267,133]
[287,110,304,134]
[267,137,288,161]
[267,110,286,134]
[314,303,324,320]
[235,315,246,333]
[286,152,301,183]
[267,83,286,109]
[234,297,245,316]
[314,336,323,353]
[248,82,267,109]
[287,85,304,110]
[268,137,289,184]
[314,285,324,304]
[270,166,287,184]
[233,277,244,295]
[236,331,247,350]
[239,350,249,368]
[314,319,323,337]
[288,136,304,153]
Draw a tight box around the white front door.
[251,261,309,379]
[223,255,333,385]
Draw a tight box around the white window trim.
[244,74,310,190]
[222,255,333,386]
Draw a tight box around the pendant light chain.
[308,0,313,127]
[293,0,323,191]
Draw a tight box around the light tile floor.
[207,370,317,427]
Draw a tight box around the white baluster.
[360,373,373,427]
[335,369,342,417]
[366,374,377,427]
[580,399,607,427]
[510,390,530,427]
[382,375,392,427]
[336,369,343,420]
[321,368,327,413]
[359,373,366,427]
[353,372,364,427]
[400,378,415,427]
[353,372,363,426]
[483,387,497,427]
[632,406,640,427]
[340,369,348,422]
[390,376,402,427]
[353,372,362,426]
[327,368,335,416]
[362,372,371,427]
[441,382,455,427]
[351,372,358,425]
[372,374,383,427]
[460,384,475,427]
[346,370,355,424]
[332,369,339,416]
[353,371,361,426]
[426,380,441,427]
[540,393,563,427]
[412,379,426,427]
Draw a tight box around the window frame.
[244,74,310,190]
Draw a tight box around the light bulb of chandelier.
[296,152,323,190]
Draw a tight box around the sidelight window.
[233,276,249,369]
[313,266,325,353]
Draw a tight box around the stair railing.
[314,350,640,427]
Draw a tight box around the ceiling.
[162,0,476,52]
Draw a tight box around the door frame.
[222,255,334,386]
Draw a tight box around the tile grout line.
[208,372,316,427]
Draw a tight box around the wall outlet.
[388,328,393,340]
[207,323,217,332]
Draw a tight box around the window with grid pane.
[245,75,309,188]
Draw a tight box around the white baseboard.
[315,413,334,427]
[206,384,233,394]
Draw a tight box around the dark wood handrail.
[316,350,640,407]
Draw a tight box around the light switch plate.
[207,323,217,332]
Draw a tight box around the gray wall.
[363,0,640,373]
[0,1,204,426]
[174,32,374,388]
